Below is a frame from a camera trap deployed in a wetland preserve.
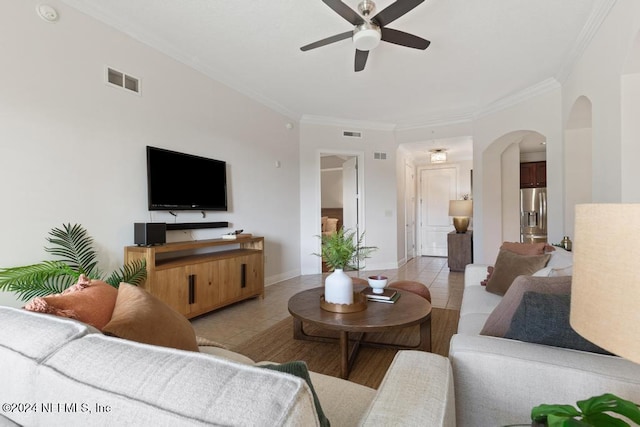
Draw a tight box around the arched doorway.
[481,130,547,261]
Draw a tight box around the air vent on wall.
[374,152,387,160]
[343,130,362,138]
[106,67,140,94]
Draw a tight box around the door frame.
[404,161,416,262]
[316,149,366,273]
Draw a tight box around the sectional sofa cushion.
[504,292,612,355]
[260,361,330,427]
[485,250,551,295]
[480,275,572,337]
[34,333,319,426]
[102,282,199,352]
[23,275,117,330]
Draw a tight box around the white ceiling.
[58,0,611,158]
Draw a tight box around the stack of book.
[361,287,400,304]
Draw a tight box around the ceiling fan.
[301,0,430,72]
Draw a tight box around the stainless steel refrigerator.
[520,187,547,243]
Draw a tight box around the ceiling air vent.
[106,67,140,94]
[343,130,362,138]
[374,152,388,160]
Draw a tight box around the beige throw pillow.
[485,250,551,296]
[102,283,199,352]
[500,241,547,256]
[481,275,572,337]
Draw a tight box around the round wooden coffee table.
[288,286,432,379]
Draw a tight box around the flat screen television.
[146,146,227,211]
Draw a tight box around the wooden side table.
[447,231,473,272]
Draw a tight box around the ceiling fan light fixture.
[353,23,381,51]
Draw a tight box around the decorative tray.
[320,292,368,313]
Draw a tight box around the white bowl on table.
[367,275,388,294]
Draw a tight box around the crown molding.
[474,78,562,120]
[556,0,618,84]
[300,115,397,131]
[61,0,615,131]
[394,111,475,132]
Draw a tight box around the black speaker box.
[134,223,166,246]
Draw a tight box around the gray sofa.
[0,306,455,426]
[448,249,640,426]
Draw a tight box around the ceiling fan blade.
[381,27,430,49]
[322,0,364,26]
[300,31,353,51]
[372,0,425,27]
[355,49,369,72]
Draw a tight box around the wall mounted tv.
[146,146,227,211]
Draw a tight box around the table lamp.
[448,200,473,233]
[571,204,640,363]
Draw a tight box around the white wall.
[501,143,521,242]
[320,169,343,208]
[621,73,640,202]
[562,0,640,203]
[0,1,301,307]
[300,121,399,274]
[473,90,563,264]
[564,128,592,236]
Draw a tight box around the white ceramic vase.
[324,268,354,304]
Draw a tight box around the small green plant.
[531,393,640,426]
[314,227,377,271]
[0,223,147,301]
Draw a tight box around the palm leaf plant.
[530,393,640,427]
[315,227,377,271]
[0,223,146,301]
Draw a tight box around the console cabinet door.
[152,268,190,316]
[241,253,264,297]
[218,254,264,303]
[188,263,219,315]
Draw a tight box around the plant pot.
[324,269,354,304]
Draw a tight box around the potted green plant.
[528,393,640,426]
[0,223,147,301]
[314,228,377,305]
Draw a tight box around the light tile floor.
[191,256,464,348]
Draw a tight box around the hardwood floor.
[190,256,464,348]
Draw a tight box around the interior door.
[405,163,416,260]
[419,167,457,256]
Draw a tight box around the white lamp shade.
[571,204,640,363]
[448,200,473,217]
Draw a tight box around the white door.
[419,167,457,256]
[342,157,358,234]
[405,163,416,260]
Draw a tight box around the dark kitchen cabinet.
[520,161,546,188]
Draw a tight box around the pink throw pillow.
[24,275,118,330]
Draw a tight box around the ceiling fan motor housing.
[353,22,381,51]
[358,0,377,16]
